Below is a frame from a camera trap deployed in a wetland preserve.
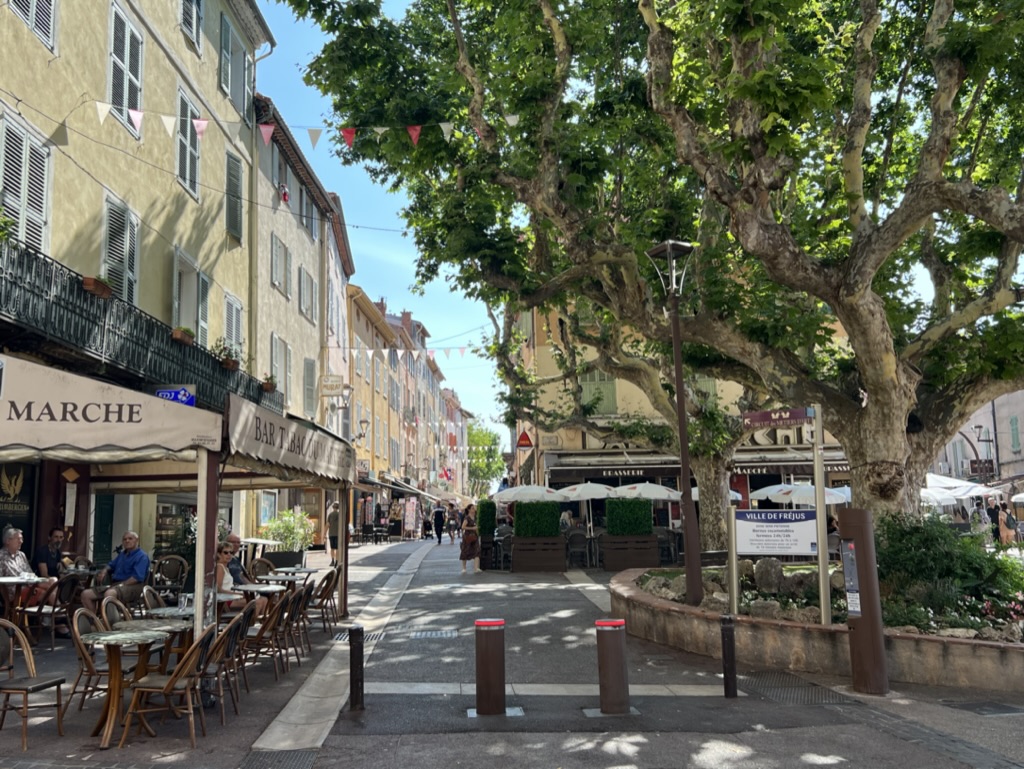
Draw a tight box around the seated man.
[32,527,66,578]
[81,531,150,612]
[0,527,67,635]
[225,533,251,586]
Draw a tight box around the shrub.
[259,508,315,551]
[605,498,653,536]
[477,499,497,537]
[513,501,560,537]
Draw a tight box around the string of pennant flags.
[93,100,520,149]
[350,346,474,361]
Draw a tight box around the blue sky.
[256,0,508,449]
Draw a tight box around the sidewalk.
[5,539,1024,768]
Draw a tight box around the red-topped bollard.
[475,618,506,715]
[595,619,629,714]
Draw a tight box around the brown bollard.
[595,619,630,714]
[475,619,506,716]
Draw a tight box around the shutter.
[270,234,280,287]
[231,299,243,347]
[1,124,23,233]
[285,246,292,298]
[22,137,47,251]
[304,358,316,416]
[172,247,182,327]
[285,342,292,405]
[104,202,128,298]
[187,101,199,194]
[271,144,279,186]
[297,268,306,314]
[197,272,210,347]
[219,14,231,93]
[11,0,31,23]
[125,211,138,304]
[244,53,254,125]
[111,10,127,116]
[226,153,242,239]
[177,93,188,184]
[181,0,195,38]
[224,296,236,345]
[34,0,54,46]
[127,25,143,115]
[312,278,319,324]
[270,333,279,383]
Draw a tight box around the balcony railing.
[0,240,283,414]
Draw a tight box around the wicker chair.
[0,618,65,751]
[248,558,275,579]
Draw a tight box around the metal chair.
[566,530,590,569]
[495,534,513,571]
[141,585,166,612]
[654,527,677,564]
[151,555,189,606]
[0,618,65,751]
[306,569,339,633]
[18,575,77,649]
[249,558,275,579]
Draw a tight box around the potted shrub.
[476,499,497,570]
[82,275,113,299]
[210,337,243,371]
[261,373,277,393]
[602,498,659,570]
[511,501,565,572]
[258,507,314,568]
[171,326,196,346]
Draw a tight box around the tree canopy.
[466,421,506,498]
[285,0,1024,514]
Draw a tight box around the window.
[299,186,317,238]
[172,248,210,346]
[270,234,291,297]
[224,293,243,351]
[0,114,49,251]
[219,13,253,123]
[298,267,317,323]
[355,340,364,376]
[103,199,138,304]
[110,4,143,136]
[374,357,381,392]
[225,153,243,240]
[270,333,292,407]
[375,416,381,457]
[580,369,617,415]
[11,0,54,48]
[1011,416,1021,454]
[303,358,316,417]
[176,90,200,196]
[181,0,202,51]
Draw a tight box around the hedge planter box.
[511,536,565,573]
[602,535,659,571]
[263,550,305,568]
[479,536,494,571]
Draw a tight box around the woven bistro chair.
[0,618,65,751]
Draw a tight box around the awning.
[389,476,442,503]
[0,353,222,462]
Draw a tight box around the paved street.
[5,539,1024,768]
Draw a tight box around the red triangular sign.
[407,125,422,145]
[516,431,533,449]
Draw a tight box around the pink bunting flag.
[407,125,422,145]
[427,350,435,360]
[128,109,144,132]
[341,127,356,148]
[193,118,209,140]
[259,123,275,146]
[459,347,466,357]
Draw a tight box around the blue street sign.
[155,385,196,407]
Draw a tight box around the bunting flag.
[459,347,466,357]
[308,127,322,149]
[427,350,436,360]
[439,122,454,143]
[341,127,356,147]
[259,123,275,145]
[160,114,176,136]
[442,348,451,359]
[193,118,209,140]
[128,109,144,132]
[372,127,388,142]
[407,125,422,146]
[96,102,111,124]
[505,114,520,127]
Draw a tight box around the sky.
[255,1,508,450]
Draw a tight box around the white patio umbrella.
[926,473,1002,498]
[560,483,616,536]
[612,482,682,501]
[755,484,849,506]
[1012,493,1024,504]
[691,487,742,502]
[493,484,568,503]
[749,483,795,500]
[921,488,958,507]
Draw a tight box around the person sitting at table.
[216,544,267,613]
[0,527,69,636]
[32,527,67,578]
[81,531,150,613]
[225,533,252,586]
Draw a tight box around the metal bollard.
[721,615,737,698]
[595,619,630,714]
[475,619,506,715]
[349,624,365,710]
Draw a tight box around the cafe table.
[255,573,302,586]
[80,628,167,749]
[0,574,43,623]
[113,618,194,672]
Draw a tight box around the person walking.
[432,503,446,545]
[447,502,459,543]
[326,501,341,567]
[460,503,480,573]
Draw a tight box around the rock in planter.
[738,559,755,582]
[753,558,784,593]
[936,628,978,639]
[702,592,730,612]
[830,570,846,591]
[748,599,782,620]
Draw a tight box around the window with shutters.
[219,13,254,123]
[11,0,55,49]
[355,339,364,376]
[102,199,138,304]
[299,186,318,239]
[270,233,291,298]
[172,249,210,346]
[109,4,143,137]
[298,266,317,324]
[224,293,243,351]
[270,333,292,407]
[181,0,202,52]
[0,114,49,252]
[303,358,316,417]
[580,369,616,415]
[1011,416,1021,454]
[176,90,200,197]
[225,152,243,240]
[375,417,381,457]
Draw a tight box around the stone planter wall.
[610,569,1024,693]
[511,536,565,573]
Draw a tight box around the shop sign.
[0,462,34,535]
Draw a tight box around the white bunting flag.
[96,102,111,125]
[439,122,454,143]
[308,127,322,149]
[161,114,177,136]
[443,348,451,359]
[372,127,388,142]
[505,114,520,127]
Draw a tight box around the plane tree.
[286,0,1024,516]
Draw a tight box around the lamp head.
[341,382,353,407]
[973,424,984,442]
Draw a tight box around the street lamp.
[340,383,370,442]
[646,239,702,606]
[973,424,995,483]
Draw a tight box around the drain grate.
[944,701,1024,717]
[742,670,855,705]
[410,630,459,639]
[335,630,386,642]
[240,750,317,769]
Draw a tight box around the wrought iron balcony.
[0,239,283,414]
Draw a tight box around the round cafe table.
[0,575,43,622]
[114,618,194,672]
[145,605,191,618]
[80,628,167,749]
[255,573,302,585]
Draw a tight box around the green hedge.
[477,499,497,537]
[513,501,561,537]
[606,498,653,536]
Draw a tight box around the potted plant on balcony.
[259,507,315,568]
[511,501,565,572]
[261,373,277,393]
[476,499,497,570]
[82,275,113,299]
[171,326,196,346]
[210,337,242,371]
[602,498,659,571]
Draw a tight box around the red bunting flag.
[341,127,356,148]
[407,125,422,145]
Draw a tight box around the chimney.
[401,311,413,333]
[375,298,387,315]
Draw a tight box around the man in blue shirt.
[81,531,151,612]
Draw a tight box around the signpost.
[154,385,196,407]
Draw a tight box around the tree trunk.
[838,406,915,516]
[691,454,732,551]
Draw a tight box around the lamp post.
[338,384,370,618]
[972,424,995,483]
[646,239,702,606]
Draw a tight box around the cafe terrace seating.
[0,618,65,751]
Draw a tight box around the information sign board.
[735,509,818,556]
